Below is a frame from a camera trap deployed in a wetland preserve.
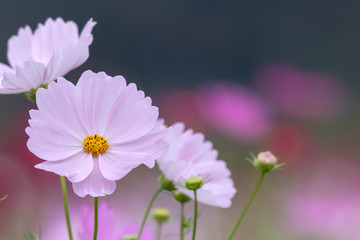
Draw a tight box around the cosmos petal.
[35,152,93,182]
[72,160,116,197]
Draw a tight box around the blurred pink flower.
[26,70,168,197]
[0,17,96,94]
[41,202,155,240]
[157,122,236,208]
[285,160,360,239]
[253,63,347,120]
[196,83,271,142]
[79,202,119,240]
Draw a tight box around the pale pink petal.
[74,71,126,135]
[31,17,79,64]
[36,77,88,138]
[73,160,116,197]
[110,120,168,153]
[158,160,195,182]
[99,149,162,181]
[1,61,46,93]
[7,26,33,67]
[79,18,97,45]
[105,88,159,142]
[32,18,95,82]
[100,120,169,181]
[44,41,88,83]
[26,109,83,161]
[35,152,93,182]
[27,110,82,147]
[193,160,231,180]
[0,62,13,76]
[0,63,15,94]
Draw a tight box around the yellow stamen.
[83,134,109,156]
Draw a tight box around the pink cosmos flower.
[26,70,168,197]
[196,83,271,142]
[0,17,96,94]
[157,122,236,208]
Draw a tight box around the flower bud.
[257,151,277,166]
[248,151,284,173]
[182,219,191,228]
[152,208,171,223]
[185,176,204,191]
[158,174,176,191]
[122,235,138,240]
[174,190,191,203]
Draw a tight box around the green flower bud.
[182,219,191,228]
[173,190,191,203]
[122,235,138,240]
[158,174,176,191]
[185,176,204,191]
[152,208,171,223]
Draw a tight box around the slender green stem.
[180,202,185,240]
[137,187,163,239]
[60,176,73,240]
[226,171,266,240]
[192,190,198,240]
[93,197,99,240]
[156,222,163,240]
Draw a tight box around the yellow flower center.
[83,134,109,156]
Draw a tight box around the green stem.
[180,202,185,240]
[226,171,266,240]
[192,190,198,240]
[60,176,73,240]
[137,187,163,239]
[93,197,99,240]
[156,222,163,240]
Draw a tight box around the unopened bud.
[257,151,277,166]
[182,219,191,228]
[152,208,170,223]
[158,174,176,191]
[174,190,191,203]
[185,176,204,191]
[248,151,284,173]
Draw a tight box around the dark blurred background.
[1,1,360,240]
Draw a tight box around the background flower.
[196,83,272,142]
[0,17,95,94]
[157,122,236,208]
